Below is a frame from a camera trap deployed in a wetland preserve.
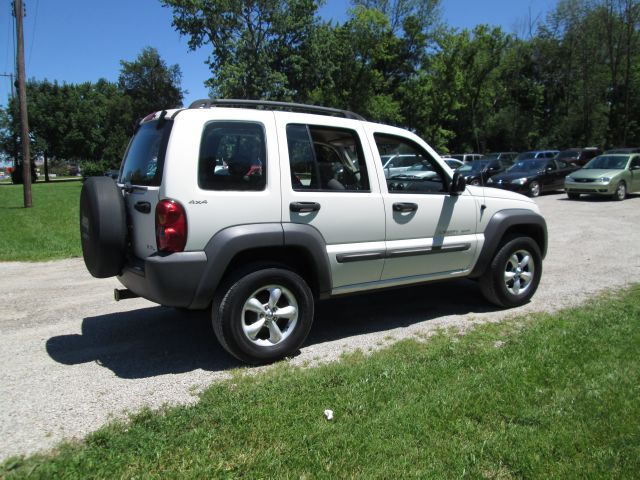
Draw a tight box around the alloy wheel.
[241,284,299,347]
[503,250,535,296]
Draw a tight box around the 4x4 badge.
[188,200,208,205]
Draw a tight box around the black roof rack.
[188,98,365,121]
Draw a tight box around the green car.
[564,154,640,200]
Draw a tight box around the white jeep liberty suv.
[80,99,547,364]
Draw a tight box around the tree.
[162,0,320,100]
[351,0,441,36]
[118,47,184,119]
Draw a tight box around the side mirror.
[631,165,640,171]
[450,171,466,195]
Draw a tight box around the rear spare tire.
[80,177,127,278]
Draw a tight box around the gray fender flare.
[469,209,548,278]
[189,223,332,309]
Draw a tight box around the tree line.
[0,47,183,181]
[1,0,639,181]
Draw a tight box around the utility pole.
[14,0,32,207]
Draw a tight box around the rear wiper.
[122,182,148,193]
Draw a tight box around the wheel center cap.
[516,267,522,274]
[265,308,275,321]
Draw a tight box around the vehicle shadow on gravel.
[46,307,241,378]
[309,279,499,345]
[45,279,499,378]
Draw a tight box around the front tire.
[479,236,542,308]
[212,268,314,364]
[613,181,626,201]
[528,180,541,197]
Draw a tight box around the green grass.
[0,181,82,261]
[3,286,640,479]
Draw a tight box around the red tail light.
[156,199,187,252]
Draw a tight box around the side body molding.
[189,223,332,309]
[469,209,548,279]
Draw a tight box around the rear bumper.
[118,252,208,308]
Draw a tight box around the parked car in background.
[443,158,464,170]
[104,169,119,180]
[556,147,601,166]
[442,153,484,165]
[604,147,640,154]
[564,153,640,201]
[457,159,506,185]
[381,153,421,178]
[487,157,577,197]
[483,152,518,166]
[388,157,463,184]
[513,150,559,162]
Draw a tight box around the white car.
[80,99,547,364]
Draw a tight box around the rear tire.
[212,268,314,364]
[479,236,542,308]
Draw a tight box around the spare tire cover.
[80,177,127,278]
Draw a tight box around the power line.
[27,0,38,68]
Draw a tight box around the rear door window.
[286,124,370,192]
[120,120,172,186]
[198,122,266,191]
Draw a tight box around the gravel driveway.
[1,192,639,460]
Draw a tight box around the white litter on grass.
[324,409,334,421]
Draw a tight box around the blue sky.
[1,0,558,108]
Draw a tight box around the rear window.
[120,120,172,186]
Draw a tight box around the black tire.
[212,268,314,364]
[479,236,542,308]
[613,181,626,201]
[567,192,581,200]
[528,180,541,197]
[80,176,127,278]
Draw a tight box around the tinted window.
[121,120,172,186]
[198,122,266,191]
[286,124,370,192]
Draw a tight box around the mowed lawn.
[2,286,639,479]
[0,181,82,261]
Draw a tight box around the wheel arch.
[189,223,332,309]
[469,209,547,279]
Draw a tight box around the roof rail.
[188,98,365,121]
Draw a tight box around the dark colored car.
[556,147,601,166]
[104,169,120,180]
[457,159,506,185]
[483,152,518,166]
[486,157,578,197]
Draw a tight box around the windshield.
[459,160,489,173]
[508,159,546,172]
[514,152,536,161]
[121,120,172,186]
[584,155,629,170]
[558,150,579,159]
[402,162,433,173]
